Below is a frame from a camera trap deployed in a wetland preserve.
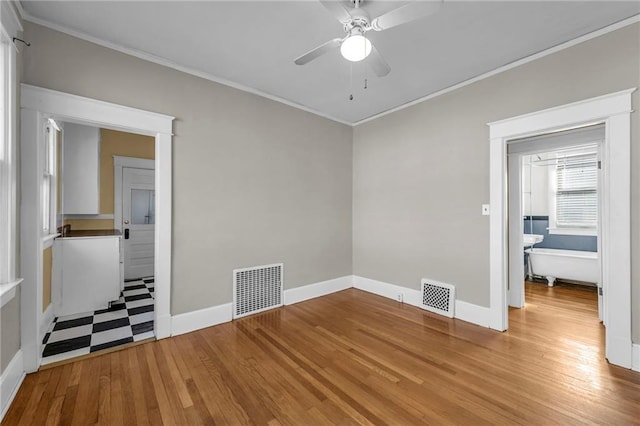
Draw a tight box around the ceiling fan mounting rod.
[343,17,371,35]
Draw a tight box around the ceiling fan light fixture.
[340,34,372,62]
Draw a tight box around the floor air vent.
[421,278,455,318]
[233,263,283,319]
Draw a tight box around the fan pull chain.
[349,62,354,101]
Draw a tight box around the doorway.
[39,127,159,366]
[488,89,634,369]
[20,84,174,372]
[114,158,156,280]
[507,125,603,321]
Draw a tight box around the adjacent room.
[1,0,639,424]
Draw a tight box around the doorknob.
[124,219,129,224]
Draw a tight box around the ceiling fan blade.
[294,38,343,65]
[371,0,443,31]
[368,45,390,77]
[319,0,353,23]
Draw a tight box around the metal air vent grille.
[233,263,283,319]
[421,278,455,318]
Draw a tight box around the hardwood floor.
[4,283,639,425]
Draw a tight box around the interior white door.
[122,167,155,279]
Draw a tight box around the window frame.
[42,122,58,236]
[548,146,599,236]
[0,1,23,303]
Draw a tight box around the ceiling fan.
[294,0,443,77]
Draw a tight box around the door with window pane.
[122,167,154,279]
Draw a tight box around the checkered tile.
[41,277,155,365]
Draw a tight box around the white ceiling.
[20,1,640,124]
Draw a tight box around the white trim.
[284,275,352,305]
[41,233,59,248]
[0,1,23,40]
[19,14,351,127]
[21,85,173,135]
[62,214,114,220]
[0,350,25,423]
[0,278,21,308]
[354,15,640,126]
[39,302,54,345]
[169,275,492,338]
[632,344,640,372]
[454,300,491,328]
[353,275,490,328]
[547,227,597,237]
[488,89,635,368]
[353,275,410,303]
[171,275,352,336]
[171,303,232,337]
[20,10,640,127]
[20,85,174,372]
[113,156,155,237]
[113,156,154,169]
[488,89,635,137]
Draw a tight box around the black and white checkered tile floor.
[41,277,155,365]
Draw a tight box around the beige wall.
[42,247,52,312]
[354,24,640,340]
[22,22,353,315]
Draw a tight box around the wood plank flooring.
[4,282,639,425]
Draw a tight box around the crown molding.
[353,14,640,126]
[20,12,352,127]
[19,8,640,128]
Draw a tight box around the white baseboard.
[455,300,491,328]
[0,350,25,422]
[284,275,352,305]
[353,275,490,328]
[632,344,640,372]
[155,314,172,339]
[169,275,491,337]
[39,303,54,342]
[606,335,634,369]
[353,275,411,302]
[171,303,232,337]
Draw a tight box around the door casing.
[488,88,635,369]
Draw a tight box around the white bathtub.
[525,248,599,287]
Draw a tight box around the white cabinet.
[63,123,100,214]
[52,236,122,316]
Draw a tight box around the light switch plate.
[482,204,490,215]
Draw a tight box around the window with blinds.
[553,146,598,232]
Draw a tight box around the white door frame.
[114,155,155,234]
[488,88,635,369]
[115,157,155,280]
[20,84,174,372]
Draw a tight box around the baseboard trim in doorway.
[171,303,233,337]
[0,350,25,422]
[632,344,640,372]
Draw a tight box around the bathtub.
[525,248,599,287]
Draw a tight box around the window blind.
[555,148,598,228]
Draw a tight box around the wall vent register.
[421,278,455,318]
[233,263,283,319]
